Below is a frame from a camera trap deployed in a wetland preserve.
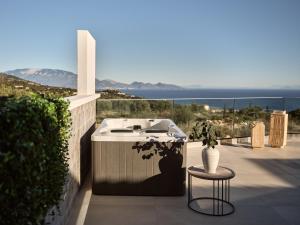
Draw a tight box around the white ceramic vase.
[202,147,220,174]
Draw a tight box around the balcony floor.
[83,137,300,225]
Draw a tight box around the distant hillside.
[5,68,183,90]
[5,68,79,88]
[0,73,76,97]
[0,73,139,99]
[129,81,181,90]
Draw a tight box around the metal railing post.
[172,99,175,121]
[232,98,236,138]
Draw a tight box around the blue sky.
[0,0,300,88]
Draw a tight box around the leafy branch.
[189,120,218,149]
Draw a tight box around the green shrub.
[129,100,150,113]
[190,103,207,113]
[112,100,130,113]
[0,94,71,225]
[97,100,112,111]
[236,106,265,124]
[215,125,233,138]
[149,100,172,112]
[173,105,194,125]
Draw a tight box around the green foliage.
[189,121,218,148]
[129,100,151,113]
[98,89,140,99]
[173,105,194,125]
[149,100,172,112]
[190,103,206,112]
[290,108,300,121]
[0,94,71,225]
[234,126,251,137]
[214,125,233,138]
[236,106,265,125]
[112,100,130,113]
[0,73,76,97]
[97,100,112,111]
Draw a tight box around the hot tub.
[91,118,187,196]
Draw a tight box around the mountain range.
[4,68,183,90]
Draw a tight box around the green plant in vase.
[190,121,219,173]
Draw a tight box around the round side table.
[187,166,235,216]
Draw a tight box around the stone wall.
[44,99,96,225]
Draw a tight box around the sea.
[122,89,300,112]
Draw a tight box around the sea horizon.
[119,88,300,112]
[122,88,300,99]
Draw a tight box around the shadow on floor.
[84,154,300,225]
[84,185,300,225]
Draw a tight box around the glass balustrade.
[96,97,300,140]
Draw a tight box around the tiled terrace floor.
[84,137,300,225]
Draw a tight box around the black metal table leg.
[188,173,191,203]
[187,166,235,216]
[213,180,215,215]
[217,180,219,214]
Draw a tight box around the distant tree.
[149,100,172,112]
[191,103,198,112]
[173,105,194,124]
[112,100,130,114]
[290,109,300,121]
[190,103,206,113]
[97,100,112,111]
[237,106,264,124]
[129,101,150,113]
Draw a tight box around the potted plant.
[189,121,219,173]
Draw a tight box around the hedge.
[0,94,71,225]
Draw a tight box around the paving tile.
[222,205,290,225]
[90,195,156,206]
[84,205,157,225]
[154,196,186,208]
[83,139,300,225]
[273,206,300,225]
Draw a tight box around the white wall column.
[77,30,96,95]
[55,30,99,225]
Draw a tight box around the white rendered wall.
[53,30,98,225]
[77,30,96,95]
